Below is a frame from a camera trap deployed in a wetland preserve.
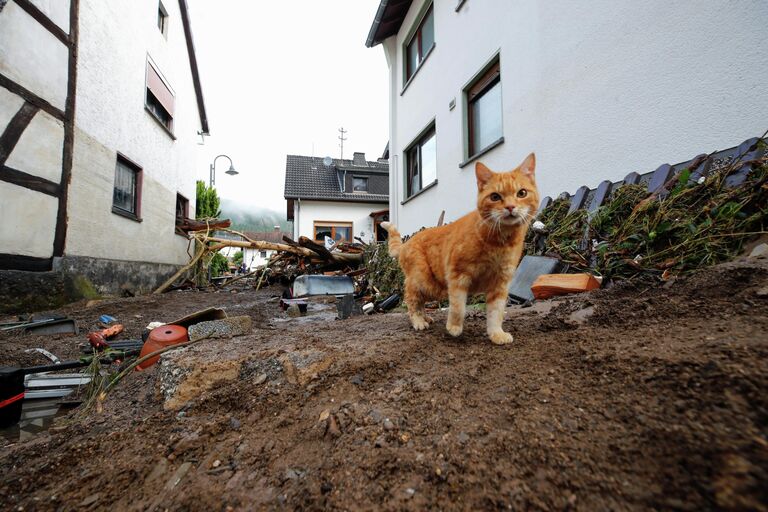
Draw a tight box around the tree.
[196,180,221,219]
[233,250,244,266]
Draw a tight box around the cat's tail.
[380,221,403,259]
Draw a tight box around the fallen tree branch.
[154,240,207,294]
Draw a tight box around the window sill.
[401,179,438,205]
[459,137,505,168]
[144,106,177,140]
[112,206,142,222]
[400,43,436,96]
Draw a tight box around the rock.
[321,482,333,494]
[159,358,241,411]
[79,493,100,507]
[350,374,364,386]
[748,243,768,259]
[279,349,334,386]
[566,306,595,325]
[254,373,267,385]
[368,409,384,424]
[327,415,342,437]
[212,459,222,468]
[383,418,395,431]
[229,417,241,430]
[187,316,252,341]
[374,435,386,447]
[755,287,768,298]
[319,409,331,422]
[457,432,469,444]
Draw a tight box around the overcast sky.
[188,0,388,212]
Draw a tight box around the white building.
[366,0,768,235]
[0,0,208,294]
[218,228,292,270]
[284,152,389,244]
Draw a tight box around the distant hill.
[219,198,293,233]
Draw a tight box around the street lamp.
[209,154,237,187]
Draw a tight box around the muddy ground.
[1,257,767,511]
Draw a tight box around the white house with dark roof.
[0,0,208,295]
[284,151,389,244]
[366,0,768,235]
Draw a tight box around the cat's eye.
[517,189,528,198]
[489,193,502,201]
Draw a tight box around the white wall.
[66,0,202,265]
[0,1,69,111]
[384,0,768,234]
[294,200,383,243]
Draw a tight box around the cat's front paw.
[411,316,431,331]
[446,322,463,337]
[489,331,514,345]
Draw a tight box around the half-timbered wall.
[0,0,76,271]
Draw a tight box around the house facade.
[366,0,768,235]
[0,0,208,294]
[284,152,389,244]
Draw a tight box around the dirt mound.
[1,258,767,510]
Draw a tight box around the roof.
[284,155,389,203]
[244,230,291,244]
[366,0,413,47]
[178,0,209,134]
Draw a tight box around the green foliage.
[196,180,221,219]
[528,159,768,280]
[209,252,229,277]
[233,250,244,266]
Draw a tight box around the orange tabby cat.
[381,154,539,345]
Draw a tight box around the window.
[260,250,267,258]
[157,1,168,36]
[405,4,434,82]
[466,59,502,158]
[353,177,368,192]
[175,193,189,234]
[145,60,175,133]
[405,125,437,198]
[112,155,142,221]
[314,222,353,242]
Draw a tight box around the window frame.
[145,58,176,138]
[352,176,369,193]
[402,3,435,89]
[461,53,504,166]
[404,122,437,200]
[313,221,353,243]
[112,153,143,222]
[157,1,168,37]
[175,193,189,235]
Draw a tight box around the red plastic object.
[136,325,188,370]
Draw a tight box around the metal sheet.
[508,256,562,302]
[292,275,355,297]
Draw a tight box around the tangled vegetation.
[528,154,768,281]
[363,241,405,296]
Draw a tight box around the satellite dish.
[323,156,333,167]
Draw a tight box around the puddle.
[270,301,339,325]
[1,398,78,443]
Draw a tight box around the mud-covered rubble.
[1,258,767,510]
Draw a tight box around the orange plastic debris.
[531,273,601,300]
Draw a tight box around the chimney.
[352,152,367,166]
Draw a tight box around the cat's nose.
[506,206,516,214]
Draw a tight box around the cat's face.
[475,154,539,227]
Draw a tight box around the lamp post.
[209,154,237,187]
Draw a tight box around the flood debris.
[531,273,602,300]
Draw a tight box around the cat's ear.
[475,162,494,190]
[520,153,536,179]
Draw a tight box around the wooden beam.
[0,73,65,121]
[0,165,60,197]
[0,102,38,165]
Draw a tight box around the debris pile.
[528,155,768,281]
